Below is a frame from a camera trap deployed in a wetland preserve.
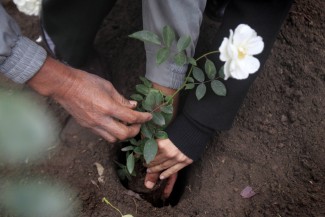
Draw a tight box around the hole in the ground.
[115,142,190,207]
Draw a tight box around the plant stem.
[102,197,123,217]
[170,50,220,100]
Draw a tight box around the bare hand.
[28,57,152,143]
[144,139,193,198]
[146,139,193,179]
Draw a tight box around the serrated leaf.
[186,77,194,83]
[163,25,176,48]
[143,139,158,164]
[155,131,168,139]
[160,104,173,114]
[188,57,197,66]
[141,124,152,138]
[177,36,191,52]
[174,52,187,66]
[185,83,195,90]
[139,76,152,88]
[121,146,134,152]
[135,84,149,95]
[193,67,205,82]
[205,59,217,80]
[127,153,135,174]
[161,112,173,127]
[196,83,206,100]
[152,112,165,126]
[129,30,161,45]
[211,80,227,96]
[156,47,170,65]
[219,65,225,79]
[130,94,143,101]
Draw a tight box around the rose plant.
[117,24,264,181]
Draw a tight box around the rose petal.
[237,56,260,74]
[219,38,230,61]
[233,24,256,46]
[240,186,256,199]
[223,61,231,80]
[229,62,249,80]
[246,36,264,55]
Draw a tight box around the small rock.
[281,114,288,123]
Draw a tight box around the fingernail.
[160,175,165,180]
[146,168,151,173]
[145,181,155,189]
[129,100,137,106]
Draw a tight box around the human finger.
[109,86,137,109]
[101,118,141,141]
[144,172,160,189]
[163,173,178,198]
[147,160,176,173]
[91,127,117,143]
[112,106,152,124]
[159,162,191,180]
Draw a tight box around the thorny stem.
[102,197,123,217]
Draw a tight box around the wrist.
[27,57,77,98]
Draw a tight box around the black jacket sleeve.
[166,0,293,161]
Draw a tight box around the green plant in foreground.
[102,197,133,217]
[117,25,227,180]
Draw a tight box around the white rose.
[219,24,264,80]
[13,0,41,16]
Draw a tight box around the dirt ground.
[2,0,325,216]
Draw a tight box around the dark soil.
[2,0,325,216]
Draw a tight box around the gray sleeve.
[0,4,47,83]
[142,0,206,89]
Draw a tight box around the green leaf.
[152,112,166,126]
[153,90,164,106]
[188,57,197,66]
[126,153,135,174]
[196,83,206,100]
[155,131,168,139]
[133,147,142,155]
[121,146,134,152]
[139,76,152,88]
[141,124,152,138]
[177,36,191,52]
[185,83,195,90]
[205,59,217,80]
[218,65,225,79]
[135,84,149,95]
[156,47,170,65]
[162,112,173,127]
[160,104,173,114]
[143,139,158,164]
[211,80,227,96]
[174,52,187,66]
[163,25,176,48]
[130,94,143,101]
[193,67,205,82]
[129,138,137,145]
[129,30,161,45]
[186,77,194,83]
